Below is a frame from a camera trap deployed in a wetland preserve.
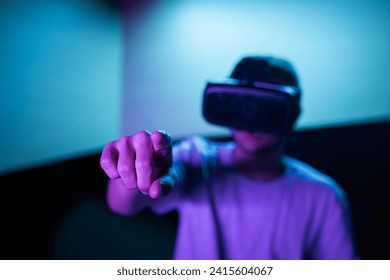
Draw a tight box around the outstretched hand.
[100,130,173,199]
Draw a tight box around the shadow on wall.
[0,120,389,260]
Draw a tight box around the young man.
[100,56,357,259]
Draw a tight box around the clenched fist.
[100,130,173,199]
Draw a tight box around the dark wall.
[1,120,389,260]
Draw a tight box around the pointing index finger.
[151,130,172,178]
[151,130,172,153]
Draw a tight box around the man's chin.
[240,142,280,156]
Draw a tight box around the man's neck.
[233,146,284,182]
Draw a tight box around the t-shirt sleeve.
[284,156,358,259]
[307,184,358,260]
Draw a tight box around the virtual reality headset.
[202,78,301,134]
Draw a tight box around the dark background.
[1,120,389,260]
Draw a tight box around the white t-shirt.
[151,136,357,260]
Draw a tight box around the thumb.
[149,176,175,199]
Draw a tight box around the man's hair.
[230,55,300,88]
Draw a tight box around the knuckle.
[116,136,129,149]
[135,160,152,170]
[152,130,172,145]
[134,130,151,142]
[117,164,132,175]
[119,136,130,143]
[100,158,112,170]
[151,131,164,142]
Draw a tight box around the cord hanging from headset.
[199,140,226,260]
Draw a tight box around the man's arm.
[309,187,358,260]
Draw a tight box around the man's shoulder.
[283,156,332,183]
[172,136,219,166]
[283,156,346,201]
